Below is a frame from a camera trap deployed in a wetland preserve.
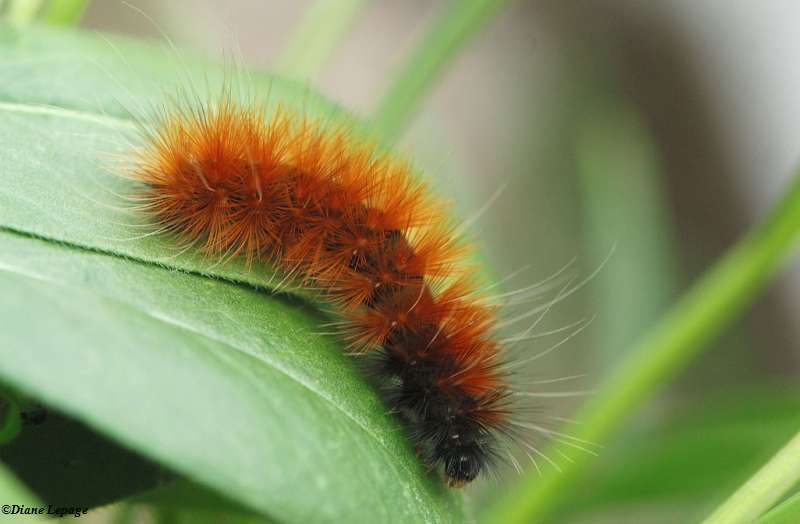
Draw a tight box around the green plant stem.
[7,0,43,24]
[482,171,800,524]
[704,432,800,524]
[277,0,369,81]
[755,492,800,524]
[42,0,89,25]
[371,0,511,142]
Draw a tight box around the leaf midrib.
[0,93,449,515]
[0,95,411,465]
[0,98,312,297]
[0,99,135,129]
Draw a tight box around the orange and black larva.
[129,96,512,485]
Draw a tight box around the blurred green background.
[5,1,800,523]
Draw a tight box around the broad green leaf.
[0,22,354,290]
[0,230,461,523]
[0,23,463,523]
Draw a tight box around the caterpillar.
[125,88,571,487]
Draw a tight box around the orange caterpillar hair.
[129,94,510,486]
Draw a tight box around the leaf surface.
[0,24,462,523]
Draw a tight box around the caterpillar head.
[436,413,494,487]
[442,443,484,486]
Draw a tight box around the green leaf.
[41,0,90,26]
[131,480,263,516]
[277,0,369,81]
[0,23,463,523]
[0,459,48,523]
[703,428,800,524]
[575,97,679,366]
[6,0,44,25]
[371,0,512,141]
[482,167,800,523]
[561,387,800,518]
[129,480,280,523]
[0,390,21,445]
[1,411,168,507]
[0,23,354,289]
[756,492,800,524]
[0,461,40,506]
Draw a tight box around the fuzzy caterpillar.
[127,88,520,487]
